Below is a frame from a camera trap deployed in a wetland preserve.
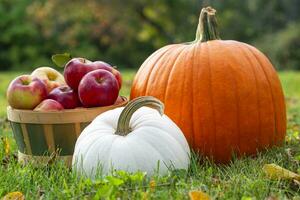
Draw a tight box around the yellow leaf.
[189,191,211,200]
[149,180,156,190]
[263,163,300,181]
[1,137,10,155]
[2,191,25,200]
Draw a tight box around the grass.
[0,70,300,199]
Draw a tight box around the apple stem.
[96,78,104,84]
[21,78,31,85]
[115,96,164,136]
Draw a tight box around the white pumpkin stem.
[115,96,164,136]
[195,6,220,42]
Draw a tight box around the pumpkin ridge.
[176,47,190,128]
[190,42,199,149]
[109,137,139,172]
[192,41,202,151]
[133,125,188,164]
[160,45,187,104]
[133,45,176,97]
[246,46,277,146]
[104,135,119,172]
[206,42,217,160]
[127,129,176,172]
[163,45,190,123]
[221,40,262,156]
[145,45,182,95]
[194,41,208,155]
[131,47,166,94]
[209,41,243,160]
[218,41,241,158]
[238,43,275,149]
[257,48,286,145]
[81,134,117,172]
[147,45,186,99]
[235,42,262,151]
[143,45,177,96]
[178,46,194,144]
[252,48,286,145]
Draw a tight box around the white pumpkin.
[72,96,190,177]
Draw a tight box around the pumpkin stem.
[115,96,164,136]
[195,6,220,42]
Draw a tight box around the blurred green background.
[0,0,299,71]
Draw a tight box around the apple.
[48,85,81,109]
[31,67,65,93]
[64,58,122,90]
[93,61,122,89]
[78,69,119,107]
[34,99,64,111]
[7,75,47,109]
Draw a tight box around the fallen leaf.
[149,180,156,190]
[189,191,211,200]
[2,191,25,200]
[1,137,10,155]
[263,163,300,181]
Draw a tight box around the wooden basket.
[7,97,128,167]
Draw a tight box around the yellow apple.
[31,67,65,93]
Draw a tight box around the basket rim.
[7,96,128,124]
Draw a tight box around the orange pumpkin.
[130,7,286,163]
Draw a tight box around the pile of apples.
[6,58,123,111]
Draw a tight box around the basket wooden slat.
[44,124,55,153]
[7,97,127,124]
[7,97,128,166]
[10,122,26,153]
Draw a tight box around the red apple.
[64,58,122,90]
[78,69,119,107]
[31,67,65,93]
[93,61,122,89]
[111,68,122,89]
[48,85,81,109]
[64,58,94,90]
[7,75,47,109]
[34,99,64,111]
